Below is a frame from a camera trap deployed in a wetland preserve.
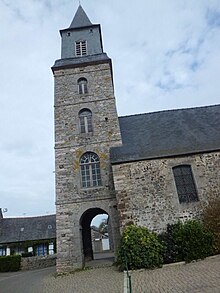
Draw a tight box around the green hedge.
[160,220,214,263]
[173,220,214,262]
[117,225,164,270]
[0,255,21,272]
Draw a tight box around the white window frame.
[75,40,87,57]
[80,152,102,188]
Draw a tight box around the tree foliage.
[203,199,220,254]
[98,218,108,234]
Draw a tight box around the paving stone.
[2,255,219,292]
[44,255,220,293]
[129,255,220,293]
[44,266,123,293]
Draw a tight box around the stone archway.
[80,207,112,261]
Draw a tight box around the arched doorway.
[80,208,113,262]
[91,214,110,255]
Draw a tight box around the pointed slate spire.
[69,5,92,28]
[52,4,109,68]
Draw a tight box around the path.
[0,255,219,293]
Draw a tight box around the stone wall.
[113,151,220,233]
[54,61,122,272]
[56,198,120,273]
[54,62,122,205]
[21,255,56,271]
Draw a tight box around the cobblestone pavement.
[44,266,123,293]
[130,255,220,293]
[0,255,220,293]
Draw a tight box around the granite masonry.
[52,6,220,272]
[52,6,122,272]
[112,152,220,232]
[21,255,56,271]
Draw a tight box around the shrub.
[159,224,179,264]
[203,199,220,254]
[117,225,164,270]
[160,220,214,263]
[0,255,21,272]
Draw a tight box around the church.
[52,6,220,272]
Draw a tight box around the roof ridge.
[119,104,220,119]
[3,214,55,220]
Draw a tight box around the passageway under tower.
[80,208,113,262]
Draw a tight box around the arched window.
[78,77,88,94]
[172,165,199,203]
[79,109,93,134]
[80,152,102,188]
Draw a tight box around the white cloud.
[0,0,220,217]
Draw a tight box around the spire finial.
[79,0,81,5]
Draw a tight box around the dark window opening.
[78,78,88,94]
[79,109,93,134]
[173,165,199,203]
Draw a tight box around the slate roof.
[69,5,92,28]
[0,214,56,244]
[52,53,110,70]
[110,104,220,164]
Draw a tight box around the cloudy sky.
[1,0,220,218]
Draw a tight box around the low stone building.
[91,228,110,253]
[110,106,220,232]
[0,210,56,257]
[52,5,220,272]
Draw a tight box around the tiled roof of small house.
[0,214,56,244]
[110,104,220,164]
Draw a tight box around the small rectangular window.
[49,243,54,255]
[36,244,47,256]
[0,247,6,256]
[75,41,87,57]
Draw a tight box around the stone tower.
[52,5,122,272]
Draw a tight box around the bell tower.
[52,6,122,272]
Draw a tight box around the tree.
[98,218,108,234]
[203,199,220,254]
